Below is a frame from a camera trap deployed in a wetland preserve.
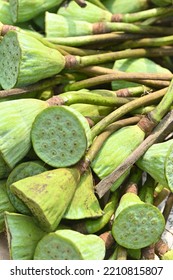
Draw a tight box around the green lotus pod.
[91,125,145,191]
[0,30,65,89]
[9,0,64,23]
[58,0,112,23]
[0,1,13,24]
[151,0,172,6]
[4,212,46,260]
[10,168,81,231]
[45,13,93,38]
[0,99,48,169]
[0,180,15,232]
[161,250,173,260]
[0,155,11,180]
[102,0,149,13]
[63,169,103,220]
[34,229,105,260]
[112,58,172,90]
[112,193,165,249]
[127,248,141,260]
[31,106,92,168]
[137,139,173,192]
[6,161,48,215]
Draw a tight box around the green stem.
[139,176,155,204]
[154,188,170,207]
[162,192,173,222]
[91,87,167,140]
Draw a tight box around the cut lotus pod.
[9,0,64,23]
[0,1,13,24]
[63,169,103,220]
[136,139,173,192]
[112,193,165,249]
[34,229,105,260]
[58,1,112,23]
[0,180,15,232]
[31,106,92,168]
[5,212,46,260]
[45,13,93,38]
[0,30,65,89]
[0,155,11,180]
[102,0,149,13]
[161,250,173,260]
[112,57,172,90]
[0,99,48,168]
[10,168,81,231]
[91,125,145,191]
[6,161,48,215]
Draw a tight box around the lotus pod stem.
[138,176,155,205]
[4,212,46,260]
[34,229,105,260]
[112,193,165,249]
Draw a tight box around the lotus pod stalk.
[137,139,173,192]
[0,30,65,89]
[10,168,81,231]
[112,193,165,249]
[4,212,46,260]
[0,181,15,232]
[6,161,48,215]
[0,0,13,24]
[34,229,105,260]
[9,0,64,23]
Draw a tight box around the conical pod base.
[137,139,173,192]
[91,125,145,191]
[10,168,81,231]
[0,155,11,180]
[112,193,165,249]
[4,212,46,260]
[103,0,149,13]
[63,169,103,220]
[34,229,105,260]
[31,106,91,168]
[6,161,48,215]
[0,99,48,168]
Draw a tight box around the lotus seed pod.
[9,0,64,23]
[0,180,15,232]
[0,99,48,168]
[151,0,172,6]
[137,139,173,192]
[4,212,46,260]
[34,229,105,260]
[112,58,172,90]
[63,169,103,220]
[0,1,13,24]
[0,30,65,89]
[31,106,92,168]
[10,168,81,232]
[112,193,165,249]
[45,13,93,38]
[91,125,145,191]
[102,0,149,13]
[58,0,112,23]
[161,250,173,260]
[0,155,11,180]
[6,161,48,215]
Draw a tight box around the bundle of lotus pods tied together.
[0,0,173,260]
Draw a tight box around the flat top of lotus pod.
[31,106,89,168]
[112,203,165,249]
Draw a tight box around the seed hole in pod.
[61,153,65,157]
[50,129,55,136]
[42,143,48,149]
[70,150,73,154]
[55,115,60,120]
[63,142,67,146]
[62,131,66,137]
[52,140,57,145]
[142,218,147,224]
[150,219,157,225]
[127,213,135,221]
[72,130,76,136]
[45,119,52,126]
[51,150,57,156]
[66,121,71,126]
[73,142,77,147]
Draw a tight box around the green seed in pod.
[63,169,103,220]
[4,212,46,260]
[0,30,65,89]
[31,106,92,168]
[9,0,64,23]
[0,99,48,169]
[6,161,48,215]
[0,180,15,233]
[34,229,105,260]
[91,125,145,191]
[102,0,149,13]
[58,0,112,23]
[112,193,165,249]
[0,0,13,24]
[136,139,173,192]
[10,168,81,232]
[111,57,171,91]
